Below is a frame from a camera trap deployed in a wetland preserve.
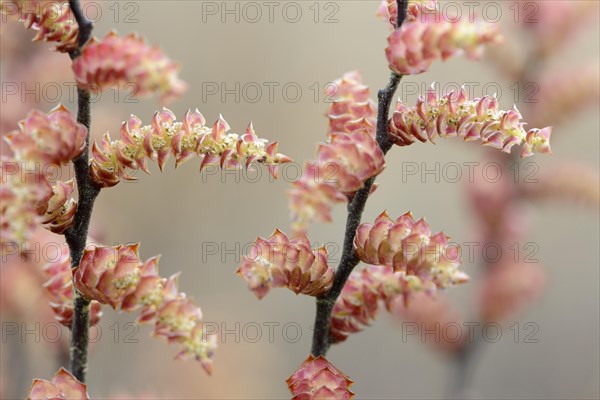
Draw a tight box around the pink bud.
[521,127,552,158]
[287,355,354,399]
[237,229,335,299]
[5,105,87,167]
[316,130,385,194]
[40,180,77,234]
[28,368,89,400]
[327,71,377,136]
[74,244,143,309]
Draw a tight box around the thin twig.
[446,326,483,399]
[310,0,408,357]
[64,0,98,383]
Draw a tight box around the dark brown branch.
[64,0,98,383]
[310,0,408,357]
[68,0,93,59]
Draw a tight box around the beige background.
[1,1,599,399]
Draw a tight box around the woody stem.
[64,0,99,383]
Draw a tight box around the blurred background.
[1,1,599,398]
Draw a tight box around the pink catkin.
[1,0,79,52]
[89,108,291,188]
[73,243,217,374]
[354,211,468,298]
[385,5,502,75]
[288,71,385,234]
[388,86,552,158]
[72,32,187,104]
